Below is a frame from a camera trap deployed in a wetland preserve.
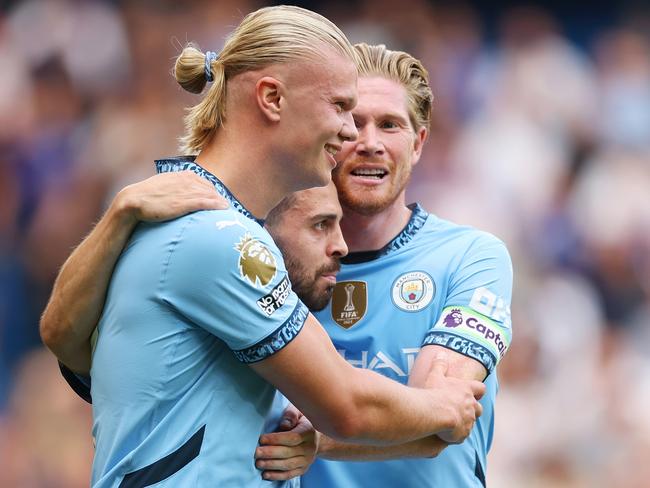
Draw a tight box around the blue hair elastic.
[205,51,218,82]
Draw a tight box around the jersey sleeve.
[422,232,513,374]
[162,210,309,363]
[58,362,92,403]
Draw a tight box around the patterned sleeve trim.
[232,301,309,364]
[58,361,92,404]
[422,330,497,374]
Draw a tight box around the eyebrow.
[336,96,356,109]
[382,112,409,123]
[354,111,409,125]
[311,213,339,222]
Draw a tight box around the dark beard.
[285,256,340,312]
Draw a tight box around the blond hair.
[174,6,355,154]
[354,43,433,132]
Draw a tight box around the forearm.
[317,431,447,461]
[329,367,454,445]
[40,195,138,373]
[316,346,486,458]
[254,317,481,446]
[409,345,487,387]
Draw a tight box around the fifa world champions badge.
[331,281,368,328]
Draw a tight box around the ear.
[411,126,428,167]
[255,76,283,123]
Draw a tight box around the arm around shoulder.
[40,171,228,374]
[40,196,138,374]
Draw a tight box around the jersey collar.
[341,203,429,264]
[154,156,264,226]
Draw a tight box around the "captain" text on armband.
[422,306,512,373]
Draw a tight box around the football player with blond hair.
[257,43,513,488]
[40,9,485,487]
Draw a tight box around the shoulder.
[460,228,513,280]
[424,215,511,259]
[466,228,510,258]
[175,209,277,253]
[166,210,286,286]
[155,210,281,285]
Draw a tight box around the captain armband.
[422,306,512,374]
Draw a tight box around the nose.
[356,125,383,156]
[328,224,348,258]
[340,110,358,143]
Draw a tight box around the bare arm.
[250,316,485,447]
[314,346,486,460]
[409,345,486,384]
[256,346,485,471]
[316,432,448,461]
[40,172,227,374]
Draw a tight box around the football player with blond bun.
[39,8,486,487]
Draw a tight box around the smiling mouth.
[351,168,388,179]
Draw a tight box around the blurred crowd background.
[1,0,649,486]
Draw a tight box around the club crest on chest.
[391,271,435,312]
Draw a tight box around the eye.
[380,120,398,130]
[334,102,346,113]
[314,220,328,231]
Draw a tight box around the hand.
[115,171,228,223]
[419,434,449,458]
[424,355,485,444]
[255,405,319,481]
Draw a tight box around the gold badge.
[235,233,277,287]
[331,281,367,329]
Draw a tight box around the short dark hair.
[265,192,299,228]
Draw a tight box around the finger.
[255,446,296,459]
[423,435,448,458]
[188,181,227,201]
[475,401,483,419]
[255,445,298,460]
[193,197,229,210]
[256,455,305,472]
[161,172,202,190]
[436,430,460,445]
[213,197,229,209]
[179,172,226,203]
[168,197,225,217]
[194,192,228,209]
[181,171,209,184]
[279,407,302,431]
[285,419,315,438]
[262,467,308,481]
[259,431,303,447]
[471,381,486,400]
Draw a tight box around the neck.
[340,196,412,253]
[196,127,290,219]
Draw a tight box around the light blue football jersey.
[90,158,306,487]
[302,204,513,488]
